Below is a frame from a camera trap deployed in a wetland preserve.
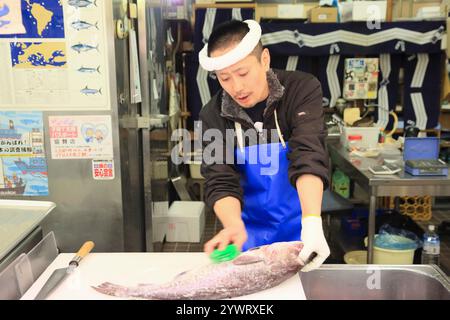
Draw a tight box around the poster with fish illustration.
[49,115,113,159]
[0,111,48,196]
[0,0,111,110]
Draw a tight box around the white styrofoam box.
[340,1,387,22]
[152,201,169,242]
[166,201,205,242]
[340,126,380,149]
[277,4,306,19]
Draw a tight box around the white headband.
[198,20,262,71]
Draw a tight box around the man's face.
[211,44,270,108]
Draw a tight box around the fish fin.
[232,255,264,266]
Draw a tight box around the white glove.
[298,216,330,272]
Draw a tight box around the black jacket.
[199,69,329,208]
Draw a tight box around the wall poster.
[0,111,48,196]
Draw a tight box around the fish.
[0,4,10,18]
[80,86,102,95]
[92,241,306,300]
[71,20,99,31]
[77,66,101,74]
[0,20,10,28]
[68,0,97,8]
[71,43,99,53]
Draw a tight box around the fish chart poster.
[0,111,49,196]
[49,115,113,159]
[0,0,111,110]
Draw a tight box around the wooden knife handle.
[70,241,95,266]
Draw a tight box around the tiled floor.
[161,204,450,275]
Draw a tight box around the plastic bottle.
[421,225,440,266]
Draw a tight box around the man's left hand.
[298,216,330,272]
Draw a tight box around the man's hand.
[204,222,247,255]
[298,216,330,272]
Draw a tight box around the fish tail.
[96,66,101,74]
[94,0,97,7]
[95,21,99,30]
[95,44,99,52]
[98,88,102,95]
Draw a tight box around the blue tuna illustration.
[71,20,99,31]
[71,43,99,53]
[0,4,10,18]
[0,20,10,28]
[68,0,97,8]
[77,66,101,74]
[81,86,102,95]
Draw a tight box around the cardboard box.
[165,201,205,242]
[340,1,387,22]
[308,6,338,23]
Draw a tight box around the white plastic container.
[341,126,380,149]
[166,201,205,242]
[339,1,387,22]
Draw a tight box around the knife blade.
[34,241,95,300]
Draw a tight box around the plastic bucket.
[344,250,367,264]
[364,237,415,264]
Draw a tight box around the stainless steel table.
[327,140,450,263]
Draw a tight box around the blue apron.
[234,112,302,251]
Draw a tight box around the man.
[198,20,330,272]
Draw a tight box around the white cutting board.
[21,253,306,300]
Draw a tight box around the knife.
[34,241,95,300]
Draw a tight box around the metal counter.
[0,200,56,271]
[327,140,450,263]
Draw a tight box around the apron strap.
[234,109,287,151]
[235,122,245,153]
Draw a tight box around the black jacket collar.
[219,69,285,125]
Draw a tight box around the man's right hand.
[204,222,247,255]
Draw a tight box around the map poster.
[0,0,26,35]
[0,111,49,196]
[0,0,111,110]
[49,115,113,159]
[92,159,114,180]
